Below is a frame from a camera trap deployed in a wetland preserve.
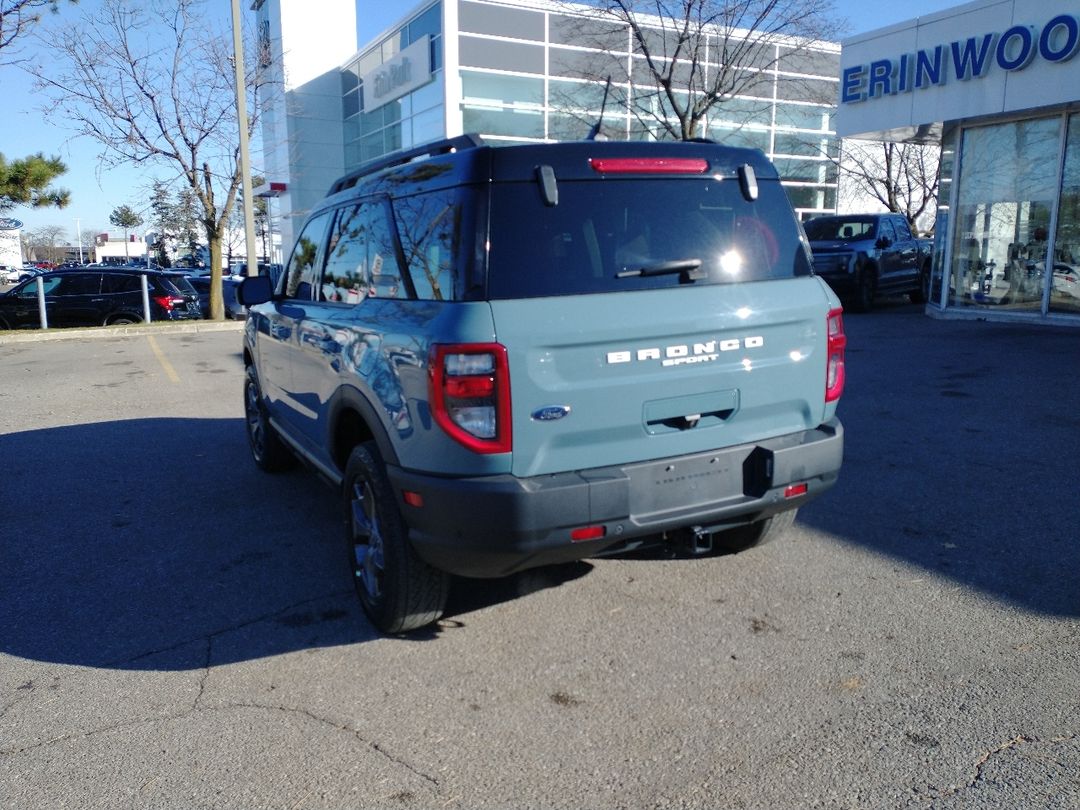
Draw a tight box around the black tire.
[244,364,295,472]
[107,314,141,325]
[344,441,449,634]
[852,263,875,312]
[711,509,797,554]
[0,315,10,330]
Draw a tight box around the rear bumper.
[387,418,843,577]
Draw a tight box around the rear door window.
[394,188,475,301]
[367,201,405,300]
[321,204,368,304]
[101,273,141,293]
[57,273,103,295]
[284,212,333,299]
[486,178,810,299]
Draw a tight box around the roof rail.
[328,134,487,195]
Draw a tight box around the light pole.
[231,0,258,279]
[75,218,83,263]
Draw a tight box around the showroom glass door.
[950,116,1062,313]
[1051,113,1080,316]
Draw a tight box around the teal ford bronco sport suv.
[239,135,846,633]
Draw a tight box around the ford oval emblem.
[531,405,571,422]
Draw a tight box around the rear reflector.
[571,525,606,542]
[589,157,708,175]
[402,491,424,508]
[784,483,808,499]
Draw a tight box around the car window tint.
[878,218,896,243]
[17,276,61,298]
[894,218,913,240]
[321,204,368,304]
[55,273,102,296]
[486,178,811,299]
[101,273,142,293]
[166,275,198,295]
[285,211,332,299]
[367,202,404,300]
[395,188,465,301]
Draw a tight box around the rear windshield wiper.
[617,259,704,281]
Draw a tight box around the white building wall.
[255,0,357,251]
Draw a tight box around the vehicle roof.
[319,135,779,211]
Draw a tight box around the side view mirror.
[237,275,273,306]
[875,236,892,249]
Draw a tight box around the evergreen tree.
[0,152,70,212]
[108,204,143,261]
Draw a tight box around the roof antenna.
[586,77,612,141]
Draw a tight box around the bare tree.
[0,0,73,62]
[23,224,67,263]
[554,0,838,141]
[29,0,271,318]
[838,140,941,232]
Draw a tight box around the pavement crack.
[0,712,190,757]
[103,589,354,670]
[216,701,440,788]
[2,699,440,791]
[925,734,1036,806]
[193,636,213,710]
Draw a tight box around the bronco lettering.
[607,336,764,365]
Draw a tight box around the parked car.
[1052,263,1080,301]
[239,134,846,633]
[2,266,34,284]
[0,268,202,329]
[804,213,932,311]
[162,272,204,314]
[184,274,247,319]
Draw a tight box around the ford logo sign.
[0,218,24,231]
[531,405,571,422]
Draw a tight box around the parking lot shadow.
[796,307,1080,618]
[1,311,1075,675]
[0,417,383,670]
[0,417,601,669]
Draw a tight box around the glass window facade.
[945,112,1080,319]
[339,0,841,219]
[342,2,445,169]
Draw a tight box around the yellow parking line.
[147,335,181,383]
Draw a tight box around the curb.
[0,319,246,345]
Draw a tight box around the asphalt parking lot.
[1,303,1077,809]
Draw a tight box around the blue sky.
[3,0,952,239]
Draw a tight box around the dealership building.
[837,0,1080,324]
[254,0,1080,325]
[253,0,842,249]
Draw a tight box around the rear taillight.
[825,307,846,403]
[429,344,511,454]
[152,294,185,311]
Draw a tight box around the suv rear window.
[804,217,878,241]
[485,177,810,299]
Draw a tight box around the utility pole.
[75,218,83,263]
[230,0,259,278]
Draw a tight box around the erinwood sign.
[841,12,1078,104]
[835,1,1080,138]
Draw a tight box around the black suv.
[240,135,845,633]
[0,268,202,329]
